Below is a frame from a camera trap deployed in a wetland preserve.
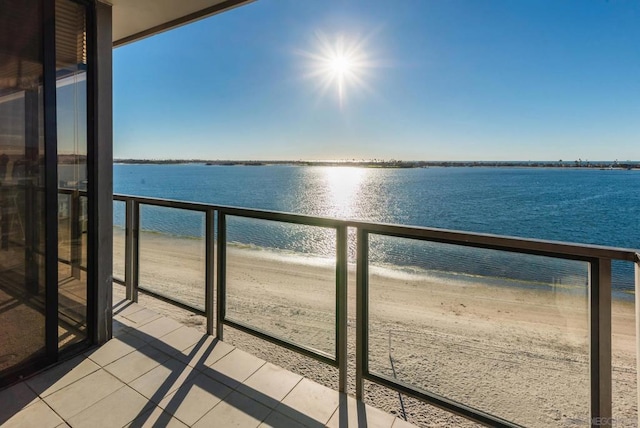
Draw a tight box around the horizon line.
[113,158,640,163]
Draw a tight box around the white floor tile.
[133,316,183,340]
[205,348,265,389]
[277,378,340,425]
[175,336,235,369]
[1,400,63,428]
[103,344,170,383]
[0,381,40,424]
[26,355,100,398]
[43,369,124,420]
[85,333,147,367]
[193,391,271,428]
[238,362,303,408]
[259,410,307,428]
[157,372,233,426]
[126,406,188,428]
[128,357,198,403]
[148,325,205,356]
[120,308,162,328]
[67,385,153,428]
[392,417,418,427]
[326,394,395,428]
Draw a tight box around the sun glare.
[330,56,351,75]
[299,32,377,107]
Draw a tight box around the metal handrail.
[114,193,638,262]
[348,220,639,262]
[112,193,640,428]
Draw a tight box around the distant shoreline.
[113,159,640,169]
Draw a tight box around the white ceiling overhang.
[110,0,255,47]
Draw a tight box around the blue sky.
[113,0,640,161]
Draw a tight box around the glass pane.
[138,204,205,311]
[57,0,88,350]
[612,261,636,426]
[80,194,87,269]
[225,216,336,357]
[113,200,126,281]
[367,234,590,427]
[58,192,72,278]
[0,0,46,379]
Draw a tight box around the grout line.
[238,361,267,388]
[85,332,141,365]
[147,320,185,340]
[119,313,163,330]
[117,385,158,428]
[325,405,339,427]
[190,342,236,371]
[188,391,227,427]
[24,355,101,399]
[49,381,127,422]
[113,301,145,317]
[102,345,172,385]
[277,376,304,403]
[38,396,69,427]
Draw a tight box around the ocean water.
[113,164,639,293]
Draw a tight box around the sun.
[329,56,352,75]
[298,32,376,107]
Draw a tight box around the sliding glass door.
[0,0,93,385]
[0,0,48,381]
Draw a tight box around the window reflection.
[56,0,88,350]
[0,0,47,378]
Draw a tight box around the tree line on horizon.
[113,159,639,169]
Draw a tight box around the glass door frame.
[44,0,92,368]
[47,0,100,361]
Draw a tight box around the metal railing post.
[132,201,139,302]
[124,198,133,300]
[216,211,226,340]
[205,209,215,336]
[590,258,612,428]
[125,199,139,303]
[336,225,348,393]
[70,190,81,279]
[356,228,368,400]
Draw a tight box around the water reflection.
[321,166,366,219]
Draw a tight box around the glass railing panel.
[367,233,590,427]
[112,200,125,282]
[79,195,87,269]
[138,204,206,311]
[225,215,337,357]
[58,192,72,279]
[611,260,636,427]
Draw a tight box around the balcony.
[2,193,639,427]
[0,299,414,428]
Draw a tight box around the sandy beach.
[113,229,637,427]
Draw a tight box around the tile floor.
[0,301,417,428]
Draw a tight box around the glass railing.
[113,199,125,281]
[113,193,640,428]
[138,204,206,311]
[58,188,86,279]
